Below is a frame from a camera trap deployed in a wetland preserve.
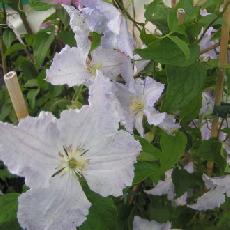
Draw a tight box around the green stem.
[18,0,33,34]
[0,0,7,74]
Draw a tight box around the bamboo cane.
[177,8,186,25]
[171,0,177,7]
[4,71,28,120]
[208,0,230,176]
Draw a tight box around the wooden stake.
[171,0,177,8]
[177,8,186,25]
[4,71,28,120]
[208,0,230,176]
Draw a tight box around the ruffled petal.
[46,46,90,87]
[18,173,91,230]
[144,107,166,126]
[63,5,91,59]
[0,112,59,189]
[143,77,165,107]
[83,130,141,197]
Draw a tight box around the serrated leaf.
[136,38,199,67]
[133,161,162,184]
[162,63,206,113]
[159,131,187,171]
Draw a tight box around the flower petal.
[83,130,141,197]
[158,115,180,134]
[0,112,59,189]
[18,173,91,230]
[133,216,171,230]
[46,46,90,87]
[144,107,166,126]
[188,187,226,211]
[143,77,165,107]
[91,47,134,85]
[63,5,91,59]
[134,112,144,137]
[80,0,134,56]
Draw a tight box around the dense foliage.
[0,0,230,229]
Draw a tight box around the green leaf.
[15,57,37,80]
[32,30,55,68]
[27,88,40,109]
[172,168,203,197]
[58,31,76,47]
[133,161,162,184]
[90,32,102,51]
[5,43,25,56]
[0,193,21,230]
[159,131,187,171]
[146,196,173,222]
[3,29,16,48]
[79,188,118,230]
[144,0,169,33]
[168,35,190,60]
[136,38,199,66]
[29,0,53,11]
[162,63,206,113]
[136,137,161,162]
[0,168,15,180]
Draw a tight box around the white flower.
[188,174,230,211]
[133,216,171,230]
[64,1,134,57]
[0,105,140,229]
[46,45,133,87]
[114,77,179,136]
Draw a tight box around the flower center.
[87,62,102,75]
[130,98,144,114]
[52,146,88,177]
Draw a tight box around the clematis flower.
[113,77,179,136]
[0,101,140,229]
[188,174,230,210]
[46,45,133,87]
[64,1,134,57]
[133,216,171,230]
